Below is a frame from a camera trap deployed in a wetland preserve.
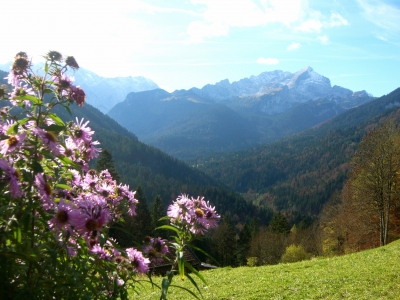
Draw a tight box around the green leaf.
[43,124,65,133]
[157,225,181,235]
[6,122,19,135]
[19,94,42,105]
[188,244,220,266]
[43,88,53,94]
[58,155,80,169]
[184,260,207,286]
[31,160,44,173]
[178,251,185,280]
[185,273,204,298]
[47,113,65,126]
[55,184,71,190]
[169,284,201,300]
[161,278,170,300]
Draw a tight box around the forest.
[2,66,400,269]
[91,88,400,268]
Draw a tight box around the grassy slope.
[135,240,400,299]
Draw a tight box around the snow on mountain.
[189,66,372,116]
[71,68,159,113]
[0,62,159,114]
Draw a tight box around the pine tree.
[131,185,153,243]
[150,195,168,238]
[95,149,120,183]
[211,215,237,267]
[236,223,252,266]
[269,212,290,234]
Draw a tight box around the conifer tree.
[150,195,168,238]
[211,214,237,266]
[95,149,120,183]
[269,212,290,234]
[236,223,252,266]
[131,185,154,243]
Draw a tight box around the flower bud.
[65,56,79,69]
[0,84,7,99]
[12,56,29,74]
[47,50,63,62]
[71,86,86,107]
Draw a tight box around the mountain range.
[0,62,159,114]
[108,66,373,160]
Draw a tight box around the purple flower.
[53,73,74,90]
[91,244,111,260]
[35,173,53,208]
[6,70,22,87]
[10,83,34,106]
[143,237,169,263]
[117,184,138,216]
[75,196,111,234]
[72,118,94,144]
[32,127,61,156]
[49,199,81,232]
[126,248,150,274]
[167,194,220,235]
[0,158,22,198]
[0,132,27,155]
[71,86,86,107]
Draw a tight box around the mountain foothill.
[1,65,400,234]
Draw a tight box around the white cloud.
[257,57,279,65]
[357,0,400,30]
[187,0,307,41]
[328,12,349,27]
[357,0,400,44]
[287,42,301,51]
[186,1,350,42]
[318,35,330,45]
[296,19,323,32]
[187,21,229,43]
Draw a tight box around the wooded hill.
[193,88,400,224]
[53,96,271,224]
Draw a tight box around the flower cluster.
[0,51,220,300]
[0,52,152,299]
[167,194,220,235]
[143,236,169,263]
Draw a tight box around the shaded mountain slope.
[194,88,400,222]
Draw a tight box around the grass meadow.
[133,239,400,299]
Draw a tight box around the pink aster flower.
[84,140,101,160]
[72,118,93,144]
[143,237,169,263]
[126,248,150,274]
[32,127,61,156]
[10,83,34,106]
[0,132,27,155]
[75,196,112,234]
[35,173,53,208]
[117,184,137,216]
[91,244,111,260]
[71,85,86,107]
[6,70,22,87]
[0,158,22,198]
[49,199,81,232]
[193,198,220,232]
[167,194,220,235]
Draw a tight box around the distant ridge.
[108,67,373,160]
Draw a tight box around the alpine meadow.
[1,0,400,299]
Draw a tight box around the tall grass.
[134,239,400,299]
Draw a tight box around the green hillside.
[136,239,400,299]
[194,88,400,222]
[52,101,270,223]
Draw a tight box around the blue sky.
[1,0,399,97]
